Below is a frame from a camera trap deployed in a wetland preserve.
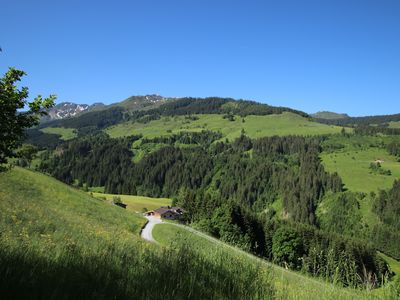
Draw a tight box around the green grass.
[388,121,400,129]
[132,142,169,163]
[106,112,346,141]
[91,192,171,212]
[0,168,276,299]
[40,127,77,140]
[153,223,384,300]
[88,186,105,193]
[379,252,400,278]
[321,147,400,193]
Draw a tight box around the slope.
[106,112,345,140]
[311,111,350,119]
[0,167,275,299]
[153,223,398,300]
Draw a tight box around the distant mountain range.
[41,95,167,122]
[42,97,399,126]
[41,102,105,122]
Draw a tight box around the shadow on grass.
[0,240,275,300]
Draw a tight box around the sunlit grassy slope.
[106,112,345,140]
[92,192,171,212]
[388,121,400,128]
[0,168,275,299]
[153,223,386,300]
[321,147,400,193]
[40,126,77,140]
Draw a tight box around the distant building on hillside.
[112,201,127,209]
[145,206,184,220]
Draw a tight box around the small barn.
[112,201,127,209]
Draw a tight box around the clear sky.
[1,0,399,116]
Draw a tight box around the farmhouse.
[145,206,184,220]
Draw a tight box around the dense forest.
[38,131,392,288]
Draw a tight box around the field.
[40,127,77,140]
[321,147,400,193]
[153,223,398,300]
[388,121,400,128]
[0,167,276,299]
[106,112,345,140]
[91,192,171,212]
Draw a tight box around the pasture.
[106,112,345,141]
[40,127,77,140]
[321,147,400,193]
[91,192,171,212]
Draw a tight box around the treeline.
[354,125,400,136]
[24,128,63,149]
[387,141,400,157]
[148,97,309,118]
[40,133,140,192]
[126,98,309,124]
[371,180,400,259]
[315,113,400,126]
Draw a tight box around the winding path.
[141,216,163,242]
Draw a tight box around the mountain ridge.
[311,111,350,119]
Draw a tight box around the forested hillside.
[316,113,400,127]
[21,96,400,291]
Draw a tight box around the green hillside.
[388,121,400,128]
[153,223,398,300]
[311,111,350,119]
[91,192,171,212]
[321,147,400,193]
[106,112,345,140]
[40,126,77,140]
[111,95,167,110]
[0,167,275,299]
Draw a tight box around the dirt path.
[140,216,162,242]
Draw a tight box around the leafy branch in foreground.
[0,67,55,165]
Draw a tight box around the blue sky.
[1,0,399,116]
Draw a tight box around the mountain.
[111,94,168,110]
[41,102,106,122]
[311,111,350,119]
[40,95,168,123]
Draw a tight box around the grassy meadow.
[92,192,171,212]
[153,223,399,300]
[0,167,275,299]
[320,135,400,193]
[321,147,400,192]
[106,112,345,141]
[40,126,77,140]
[388,121,400,128]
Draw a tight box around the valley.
[2,95,400,299]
